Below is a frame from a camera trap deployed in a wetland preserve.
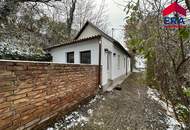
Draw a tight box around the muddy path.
[47,73,181,130]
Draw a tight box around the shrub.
[0,42,52,61]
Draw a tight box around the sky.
[41,0,127,45]
[96,0,126,45]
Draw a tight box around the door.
[107,52,112,80]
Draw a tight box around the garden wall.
[0,60,99,130]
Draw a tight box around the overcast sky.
[96,0,126,45]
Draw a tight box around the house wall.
[74,24,130,86]
[135,56,146,69]
[127,57,131,73]
[0,60,99,130]
[50,39,100,65]
[101,37,129,86]
[77,25,100,39]
[49,23,131,88]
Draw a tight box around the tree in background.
[0,0,108,60]
[62,0,77,37]
[51,0,108,35]
[124,0,190,127]
[0,0,61,21]
[74,0,108,31]
[0,0,108,39]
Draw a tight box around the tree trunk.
[185,0,190,12]
[66,0,77,38]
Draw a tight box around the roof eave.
[113,41,131,57]
[45,35,101,51]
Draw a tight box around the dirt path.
[47,73,177,130]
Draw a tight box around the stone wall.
[0,60,99,130]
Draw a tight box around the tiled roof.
[45,35,101,51]
[46,21,131,57]
[75,21,131,57]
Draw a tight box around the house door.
[107,53,112,80]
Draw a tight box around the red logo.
[162,2,187,28]
[162,2,186,16]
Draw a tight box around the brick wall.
[0,60,99,130]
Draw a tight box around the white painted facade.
[50,39,99,65]
[100,37,130,86]
[135,56,146,69]
[78,25,99,39]
[49,22,131,89]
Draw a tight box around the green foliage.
[0,4,70,62]
[0,4,71,50]
[176,104,190,122]
[184,88,190,97]
[125,0,190,126]
[0,53,52,61]
[40,16,70,42]
[0,43,52,61]
[125,1,158,87]
[179,28,190,40]
[0,52,52,61]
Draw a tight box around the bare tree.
[74,0,108,31]
[63,0,77,37]
[74,0,95,29]
[49,0,108,36]
[125,0,190,127]
[0,0,61,20]
[185,0,190,11]
[92,0,108,30]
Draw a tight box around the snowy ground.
[44,73,186,130]
[47,95,105,130]
[147,88,185,130]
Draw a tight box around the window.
[80,51,91,64]
[67,52,74,63]
[118,55,120,69]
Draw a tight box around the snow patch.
[165,116,181,130]
[147,88,173,116]
[64,111,89,129]
[89,95,104,104]
[94,121,104,126]
[47,111,89,130]
[147,87,185,130]
[87,109,93,116]
[0,41,47,60]
[47,95,105,130]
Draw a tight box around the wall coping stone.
[0,59,99,67]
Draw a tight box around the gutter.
[98,38,102,89]
[126,57,128,76]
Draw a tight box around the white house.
[135,56,146,70]
[46,21,131,90]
